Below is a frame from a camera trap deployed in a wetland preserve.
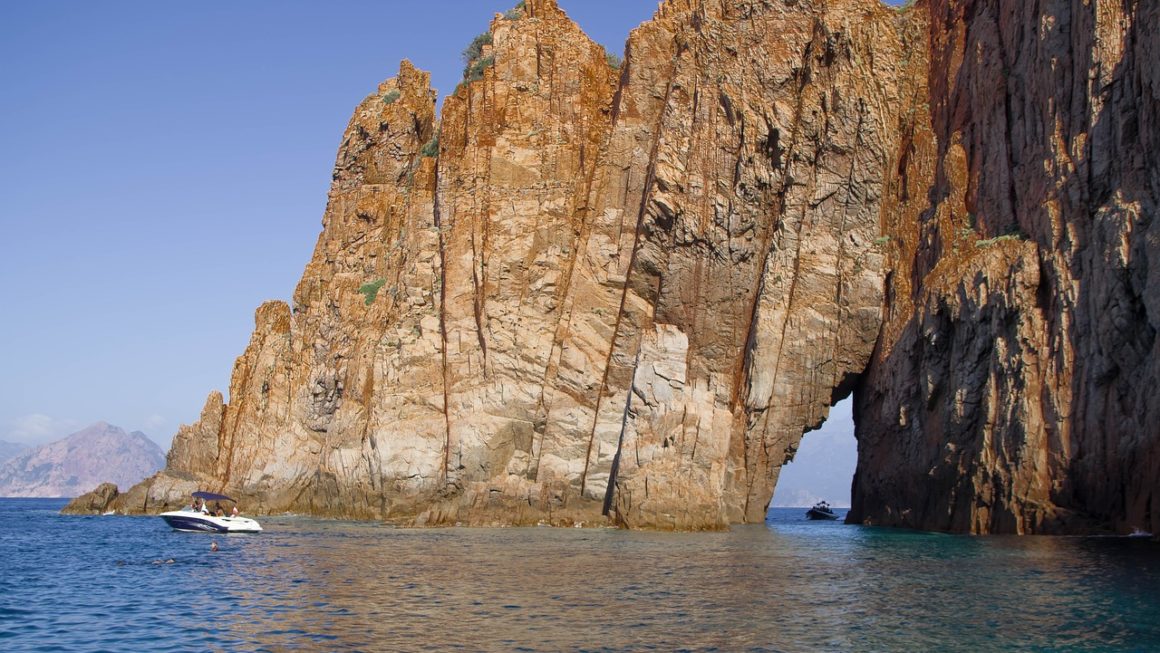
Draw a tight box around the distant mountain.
[0,422,165,498]
[0,440,28,466]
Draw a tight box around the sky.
[0,0,893,505]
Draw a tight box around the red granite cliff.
[68,0,1160,534]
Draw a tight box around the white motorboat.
[160,491,262,533]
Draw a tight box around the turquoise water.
[1,499,1158,651]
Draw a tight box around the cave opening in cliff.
[769,396,858,511]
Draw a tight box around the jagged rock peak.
[327,59,437,196]
[387,59,429,93]
[165,390,224,478]
[522,0,566,20]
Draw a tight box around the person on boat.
[230,505,239,517]
[199,499,209,515]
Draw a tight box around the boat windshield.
[192,491,235,503]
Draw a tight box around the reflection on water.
[2,500,1159,651]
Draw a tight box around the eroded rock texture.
[72,0,1158,534]
[850,0,1160,534]
[573,0,904,528]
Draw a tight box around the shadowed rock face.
[68,0,1159,533]
[850,0,1160,535]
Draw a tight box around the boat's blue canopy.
[193,491,234,502]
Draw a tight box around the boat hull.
[160,511,262,533]
[805,508,839,521]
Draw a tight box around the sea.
[2,499,1158,652]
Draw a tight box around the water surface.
[2,499,1158,651]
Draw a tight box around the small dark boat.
[806,501,838,520]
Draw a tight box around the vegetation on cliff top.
[461,32,493,78]
[464,55,495,83]
[459,4,531,87]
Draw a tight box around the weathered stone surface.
[84,0,1158,534]
[578,0,905,528]
[850,0,1160,534]
[63,482,119,514]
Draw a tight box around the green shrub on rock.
[358,278,387,305]
[462,32,493,77]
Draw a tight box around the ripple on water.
[2,501,1160,651]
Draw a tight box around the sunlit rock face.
[575,0,904,528]
[78,0,903,529]
[72,0,1159,534]
[850,0,1160,534]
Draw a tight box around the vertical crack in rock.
[603,349,642,516]
[579,63,677,500]
[434,150,453,489]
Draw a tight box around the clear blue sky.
[0,1,655,446]
[0,0,897,503]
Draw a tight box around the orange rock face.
[81,0,1158,533]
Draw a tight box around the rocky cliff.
[850,0,1160,535]
[1,423,164,498]
[67,0,1159,534]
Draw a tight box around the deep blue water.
[2,499,1159,652]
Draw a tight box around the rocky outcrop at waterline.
[67,0,1160,534]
